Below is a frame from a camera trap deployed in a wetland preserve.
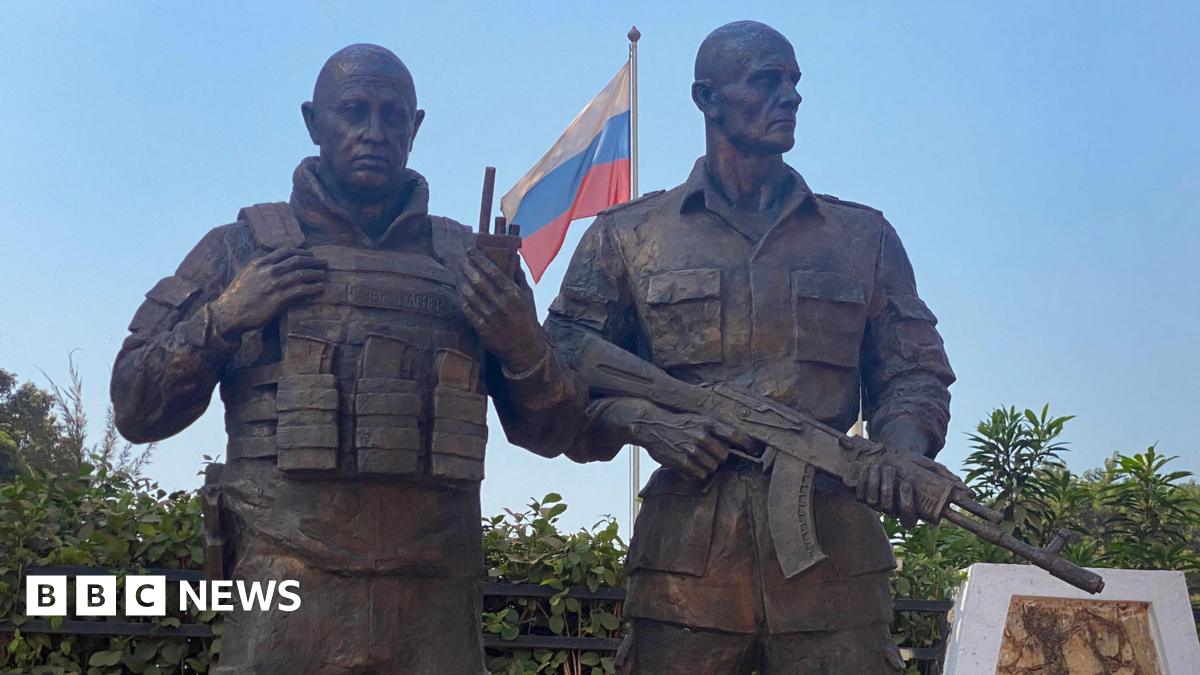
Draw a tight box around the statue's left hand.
[458,248,546,372]
[852,421,968,527]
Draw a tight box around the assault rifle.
[574,332,1105,594]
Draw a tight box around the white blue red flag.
[501,63,632,282]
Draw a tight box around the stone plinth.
[943,564,1199,675]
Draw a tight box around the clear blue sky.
[2,2,1197,537]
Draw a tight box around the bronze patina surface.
[112,44,583,674]
[545,21,955,674]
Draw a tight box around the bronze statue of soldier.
[112,44,583,674]
[545,21,956,674]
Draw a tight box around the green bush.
[482,494,625,675]
[0,466,216,674]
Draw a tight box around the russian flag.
[501,63,631,282]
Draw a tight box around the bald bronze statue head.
[692,21,802,156]
[301,44,425,204]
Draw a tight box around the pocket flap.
[790,270,865,304]
[145,275,200,308]
[888,294,937,322]
[637,467,711,497]
[627,468,718,577]
[646,269,721,304]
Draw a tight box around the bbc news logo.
[25,575,301,616]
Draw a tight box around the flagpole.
[627,25,641,530]
[629,26,640,199]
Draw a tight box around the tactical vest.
[218,203,488,483]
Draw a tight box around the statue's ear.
[301,101,319,145]
[691,79,718,120]
[409,109,426,152]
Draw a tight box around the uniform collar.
[678,156,815,223]
[290,156,432,249]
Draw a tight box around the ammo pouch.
[355,334,424,476]
[275,334,339,473]
[430,348,487,481]
[226,203,490,483]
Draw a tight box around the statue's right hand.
[618,399,754,481]
[209,248,326,337]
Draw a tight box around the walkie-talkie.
[474,166,522,279]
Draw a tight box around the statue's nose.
[363,111,386,142]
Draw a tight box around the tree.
[0,368,76,476]
[963,404,1075,546]
[1099,446,1200,574]
[0,360,153,481]
[0,428,27,482]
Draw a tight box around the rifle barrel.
[943,508,1105,594]
[954,497,1004,524]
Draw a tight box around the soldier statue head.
[301,44,426,208]
[692,21,802,157]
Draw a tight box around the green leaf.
[597,612,620,631]
[89,650,122,667]
[160,640,184,663]
[134,639,159,661]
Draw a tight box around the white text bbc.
[26,576,301,616]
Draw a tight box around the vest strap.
[239,202,305,249]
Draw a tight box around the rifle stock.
[575,332,1105,594]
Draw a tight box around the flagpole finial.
[628,25,641,43]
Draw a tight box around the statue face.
[704,38,802,155]
[304,76,423,201]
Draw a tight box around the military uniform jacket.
[112,158,585,577]
[546,158,955,632]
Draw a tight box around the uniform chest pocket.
[791,269,867,368]
[644,268,723,368]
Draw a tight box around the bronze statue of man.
[112,44,582,674]
[545,21,955,674]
